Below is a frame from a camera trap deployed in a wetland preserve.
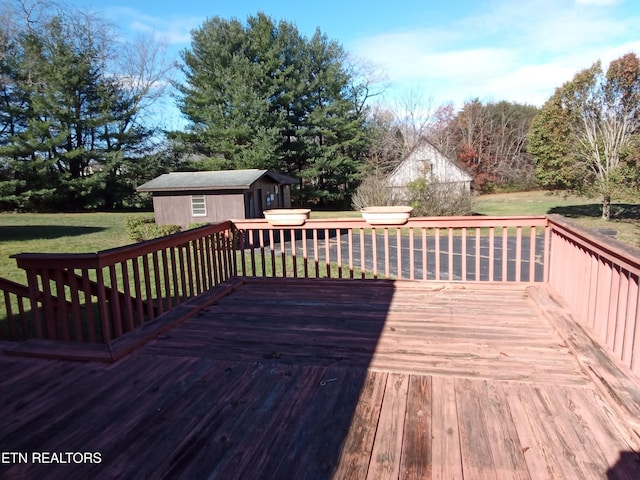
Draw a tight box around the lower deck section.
[0,278,638,479]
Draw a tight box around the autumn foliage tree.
[528,53,640,220]
[430,99,538,191]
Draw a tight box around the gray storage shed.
[137,169,299,227]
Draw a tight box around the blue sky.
[68,0,639,124]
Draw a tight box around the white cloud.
[350,0,639,107]
[106,7,202,47]
[575,0,622,5]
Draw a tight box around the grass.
[0,212,144,285]
[474,191,640,248]
[1,190,638,287]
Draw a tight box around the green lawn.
[474,191,640,248]
[0,212,146,284]
[1,190,638,287]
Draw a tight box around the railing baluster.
[627,277,639,372]
[435,228,441,281]
[324,228,331,278]
[348,229,354,279]
[448,228,454,281]
[396,228,402,280]
[313,229,319,278]
[489,227,495,281]
[279,229,286,278]
[132,259,145,327]
[475,228,481,281]
[67,269,83,341]
[607,265,622,349]
[515,226,522,282]
[120,261,135,333]
[302,228,309,278]
[177,246,187,301]
[259,229,266,277]
[502,227,509,282]
[409,228,415,280]
[183,244,191,297]
[529,226,536,283]
[384,228,390,279]
[291,228,298,278]
[269,230,276,277]
[371,228,378,279]
[336,228,343,279]
[461,228,467,281]
[360,228,366,279]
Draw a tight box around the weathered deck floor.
[1,277,639,479]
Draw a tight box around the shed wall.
[152,192,246,228]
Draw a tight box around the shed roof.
[137,169,298,193]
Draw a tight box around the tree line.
[0,0,174,211]
[1,1,638,218]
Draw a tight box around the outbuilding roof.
[137,169,298,192]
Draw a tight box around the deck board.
[1,277,639,479]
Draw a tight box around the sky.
[66,0,640,126]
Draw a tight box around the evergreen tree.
[173,13,368,207]
[0,2,171,211]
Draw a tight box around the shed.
[388,141,473,201]
[137,169,299,227]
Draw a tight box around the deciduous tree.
[528,53,640,219]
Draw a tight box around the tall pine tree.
[173,13,368,207]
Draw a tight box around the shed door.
[244,192,252,218]
[256,188,263,216]
[277,185,285,208]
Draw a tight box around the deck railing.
[0,277,31,341]
[232,216,550,283]
[1,212,639,378]
[548,214,640,376]
[9,222,235,343]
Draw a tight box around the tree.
[527,89,582,190]
[443,99,538,191]
[173,13,370,207]
[0,0,172,211]
[529,54,640,220]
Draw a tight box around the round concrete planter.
[263,208,311,226]
[361,206,413,226]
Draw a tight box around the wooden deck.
[1,277,639,479]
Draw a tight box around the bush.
[186,222,208,230]
[351,175,394,210]
[125,215,181,242]
[405,178,475,216]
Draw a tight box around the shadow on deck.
[1,277,639,479]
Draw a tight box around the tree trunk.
[602,195,611,221]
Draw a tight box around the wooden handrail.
[547,214,640,276]
[232,215,549,283]
[12,221,233,270]
[2,211,638,382]
[10,221,236,343]
[547,214,640,377]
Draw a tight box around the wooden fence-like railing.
[232,216,550,283]
[2,212,639,378]
[548,214,640,377]
[10,222,235,343]
[0,277,32,341]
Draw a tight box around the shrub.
[405,178,475,216]
[125,215,181,242]
[186,222,208,230]
[351,175,394,210]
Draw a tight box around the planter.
[263,208,311,226]
[361,206,413,226]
